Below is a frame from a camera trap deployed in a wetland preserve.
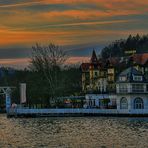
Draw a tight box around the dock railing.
[15,108,118,115]
[7,108,148,117]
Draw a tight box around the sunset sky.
[0,0,148,68]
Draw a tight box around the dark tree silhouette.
[30,43,67,105]
[101,34,148,59]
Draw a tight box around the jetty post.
[20,83,26,104]
[5,87,12,112]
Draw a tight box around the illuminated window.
[120,97,128,109]
[119,76,127,81]
[133,76,142,81]
[108,76,114,81]
[134,98,144,109]
[108,69,114,74]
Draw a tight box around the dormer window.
[119,76,127,81]
[133,75,142,81]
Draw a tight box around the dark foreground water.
[0,114,148,148]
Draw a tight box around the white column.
[128,84,132,93]
[128,96,132,111]
[117,97,120,110]
[103,79,107,92]
[116,84,119,93]
[20,83,26,104]
[144,84,146,93]
[5,88,11,112]
[100,79,103,93]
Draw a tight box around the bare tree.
[30,43,67,104]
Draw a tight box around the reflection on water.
[0,114,148,148]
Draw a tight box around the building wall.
[85,94,117,108]
[116,94,148,113]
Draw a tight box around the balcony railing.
[118,88,146,93]
[132,89,144,93]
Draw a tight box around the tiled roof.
[81,63,90,71]
[119,67,142,76]
[132,53,148,65]
[117,67,146,83]
[81,51,148,72]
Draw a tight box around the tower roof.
[91,50,98,63]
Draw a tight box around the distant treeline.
[0,66,82,108]
[0,43,84,109]
[101,34,148,59]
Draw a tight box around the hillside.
[101,34,148,59]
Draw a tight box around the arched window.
[134,98,144,109]
[120,97,128,109]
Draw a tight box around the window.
[119,76,127,81]
[132,84,144,92]
[100,71,105,77]
[133,76,142,81]
[134,98,144,109]
[108,75,114,81]
[94,72,98,77]
[120,97,128,109]
[108,68,114,74]
[119,84,128,93]
[93,100,96,106]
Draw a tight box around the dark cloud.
[0,46,31,59]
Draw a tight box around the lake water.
[0,114,148,148]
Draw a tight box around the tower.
[91,50,98,64]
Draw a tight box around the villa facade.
[116,67,148,113]
[81,50,116,93]
[81,50,148,114]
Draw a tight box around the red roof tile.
[133,53,148,65]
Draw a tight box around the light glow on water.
[0,114,148,148]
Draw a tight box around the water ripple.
[0,115,148,148]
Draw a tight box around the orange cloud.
[2,21,147,47]
[41,10,140,20]
[0,1,41,8]
[0,58,29,65]
[39,0,148,10]
[0,28,78,45]
[0,58,29,69]
[2,23,139,46]
[0,56,90,68]
[39,0,148,5]
[65,56,90,64]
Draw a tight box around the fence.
[14,108,148,115]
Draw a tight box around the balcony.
[131,89,144,93]
[117,84,147,94]
[117,88,146,94]
[118,89,128,93]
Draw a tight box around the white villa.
[116,67,148,114]
[84,67,148,114]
